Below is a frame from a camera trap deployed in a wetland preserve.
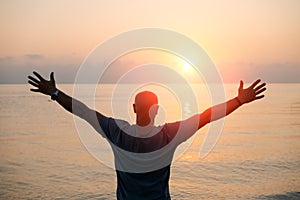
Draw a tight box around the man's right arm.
[56,90,104,131]
[173,79,266,143]
[197,79,266,129]
[28,71,104,132]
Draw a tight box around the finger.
[255,95,264,100]
[239,80,244,91]
[255,87,266,95]
[250,79,261,89]
[28,75,40,84]
[50,72,54,82]
[254,82,266,91]
[30,88,40,92]
[28,80,39,87]
[33,71,45,81]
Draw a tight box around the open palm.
[28,71,57,96]
[238,79,266,104]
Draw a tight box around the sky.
[0,0,299,83]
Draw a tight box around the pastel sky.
[0,0,299,83]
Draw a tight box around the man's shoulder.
[101,116,131,127]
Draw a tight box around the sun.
[183,63,192,71]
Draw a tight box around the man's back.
[116,166,171,200]
[100,116,182,200]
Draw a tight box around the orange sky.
[0,0,299,83]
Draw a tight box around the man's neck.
[136,115,154,127]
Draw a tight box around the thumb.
[50,72,55,82]
[239,80,244,91]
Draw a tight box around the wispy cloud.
[0,56,14,61]
[220,61,300,83]
[24,54,43,59]
[0,55,77,84]
[0,55,299,84]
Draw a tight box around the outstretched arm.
[28,71,104,131]
[197,79,266,129]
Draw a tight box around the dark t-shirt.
[99,116,198,200]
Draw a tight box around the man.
[28,71,266,200]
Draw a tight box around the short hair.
[135,91,158,107]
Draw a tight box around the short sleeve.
[99,116,131,144]
[162,121,181,143]
[163,115,200,145]
[99,115,110,136]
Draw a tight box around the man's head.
[133,91,158,126]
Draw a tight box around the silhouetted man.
[28,71,266,200]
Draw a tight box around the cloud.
[220,61,300,83]
[0,55,78,84]
[24,54,43,59]
[0,55,299,84]
[0,56,14,62]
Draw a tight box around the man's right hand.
[237,79,266,104]
[28,71,57,96]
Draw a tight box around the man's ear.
[133,104,136,113]
[149,104,159,116]
[154,104,159,115]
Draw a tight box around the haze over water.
[0,84,299,199]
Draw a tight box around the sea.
[0,84,299,199]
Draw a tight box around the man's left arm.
[28,71,105,134]
[197,79,266,129]
[173,79,266,143]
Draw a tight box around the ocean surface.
[0,84,299,199]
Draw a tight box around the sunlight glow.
[183,63,192,71]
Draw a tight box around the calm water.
[0,84,299,199]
